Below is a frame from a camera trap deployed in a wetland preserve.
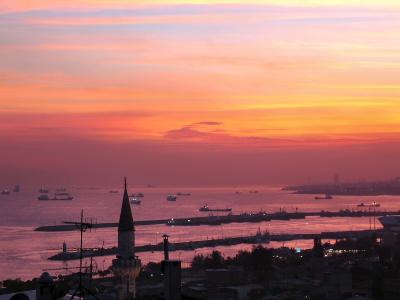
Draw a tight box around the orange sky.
[1,1,400,185]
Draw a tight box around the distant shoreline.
[284,179,400,196]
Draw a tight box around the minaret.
[112,178,141,300]
[118,177,135,259]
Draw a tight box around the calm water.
[0,186,398,281]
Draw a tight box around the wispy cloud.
[2,1,400,14]
[194,121,223,126]
[1,1,400,148]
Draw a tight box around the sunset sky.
[1,1,400,186]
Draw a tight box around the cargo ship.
[199,204,232,212]
[167,195,177,201]
[38,192,73,201]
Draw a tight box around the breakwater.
[35,219,169,232]
[35,210,400,231]
[48,229,381,261]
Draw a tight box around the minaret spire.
[118,177,134,232]
[113,177,141,300]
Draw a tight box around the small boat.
[130,192,144,198]
[357,203,365,207]
[167,195,177,201]
[54,192,73,200]
[249,190,259,194]
[109,190,119,194]
[199,204,232,212]
[371,202,380,207]
[38,194,50,200]
[315,194,333,200]
[13,185,20,192]
[1,189,10,195]
[130,197,141,205]
[177,192,191,196]
[38,188,49,193]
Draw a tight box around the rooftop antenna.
[43,264,81,274]
[67,210,99,300]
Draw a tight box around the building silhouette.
[162,234,181,300]
[112,178,141,300]
[36,272,54,300]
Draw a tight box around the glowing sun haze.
[1,0,400,186]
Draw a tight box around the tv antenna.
[67,210,100,300]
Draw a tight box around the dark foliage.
[1,279,36,294]
[191,246,273,282]
[191,250,225,270]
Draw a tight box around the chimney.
[163,234,169,261]
[161,235,181,300]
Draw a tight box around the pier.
[48,229,382,261]
[35,210,400,231]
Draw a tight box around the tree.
[191,254,206,270]
[248,245,273,282]
[205,250,224,269]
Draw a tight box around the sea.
[0,185,398,281]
